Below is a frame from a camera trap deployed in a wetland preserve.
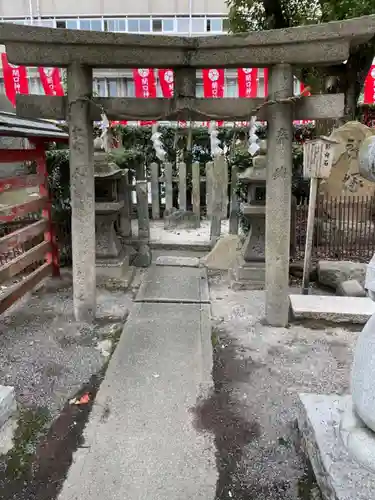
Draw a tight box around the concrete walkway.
[58,263,216,500]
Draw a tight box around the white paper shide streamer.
[151,123,166,161]
[209,122,223,158]
[248,116,260,156]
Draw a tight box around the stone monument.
[94,138,134,288]
[230,140,267,289]
[297,136,375,500]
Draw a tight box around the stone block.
[336,279,366,297]
[96,253,135,290]
[200,235,242,271]
[133,244,152,268]
[0,386,16,428]
[318,260,367,290]
[297,393,375,500]
[163,207,177,218]
[230,258,265,290]
[155,256,200,268]
[164,209,200,230]
[289,294,375,324]
[352,312,375,433]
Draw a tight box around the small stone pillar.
[265,64,293,327]
[67,62,96,322]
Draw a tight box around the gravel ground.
[201,272,356,500]
[0,270,137,420]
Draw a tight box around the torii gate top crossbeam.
[1,15,375,68]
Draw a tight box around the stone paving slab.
[298,394,375,500]
[155,255,200,267]
[289,294,375,324]
[57,302,216,500]
[135,265,210,303]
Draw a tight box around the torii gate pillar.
[266,64,293,327]
[67,62,96,322]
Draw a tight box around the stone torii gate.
[1,17,375,326]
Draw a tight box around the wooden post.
[209,156,228,243]
[229,165,239,235]
[178,161,187,211]
[150,162,160,219]
[165,162,173,212]
[135,162,150,240]
[67,62,96,322]
[118,170,132,238]
[302,178,319,294]
[206,161,213,218]
[35,142,60,277]
[192,162,200,218]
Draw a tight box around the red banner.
[237,68,258,98]
[364,65,375,104]
[202,69,225,98]
[263,68,269,98]
[158,69,174,98]
[110,121,128,127]
[38,67,64,96]
[133,68,157,99]
[133,68,157,126]
[203,69,224,127]
[1,53,29,106]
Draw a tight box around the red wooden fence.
[0,141,59,314]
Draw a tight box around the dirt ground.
[201,272,356,500]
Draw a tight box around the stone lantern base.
[95,203,135,290]
[96,253,135,291]
[297,393,375,500]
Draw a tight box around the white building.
[0,0,277,99]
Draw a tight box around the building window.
[80,19,103,31]
[196,81,204,98]
[105,19,126,32]
[127,18,138,32]
[126,79,135,97]
[207,18,222,32]
[191,17,205,33]
[222,18,229,32]
[28,77,43,95]
[94,78,106,97]
[139,18,151,32]
[225,78,237,97]
[107,79,119,97]
[56,20,66,29]
[152,19,163,32]
[176,17,190,33]
[162,19,174,32]
[38,18,54,27]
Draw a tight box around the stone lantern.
[94,139,133,287]
[231,140,267,289]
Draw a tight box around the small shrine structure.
[1,17,375,325]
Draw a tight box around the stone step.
[289,294,375,324]
[240,204,265,216]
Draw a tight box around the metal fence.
[292,195,375,262]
